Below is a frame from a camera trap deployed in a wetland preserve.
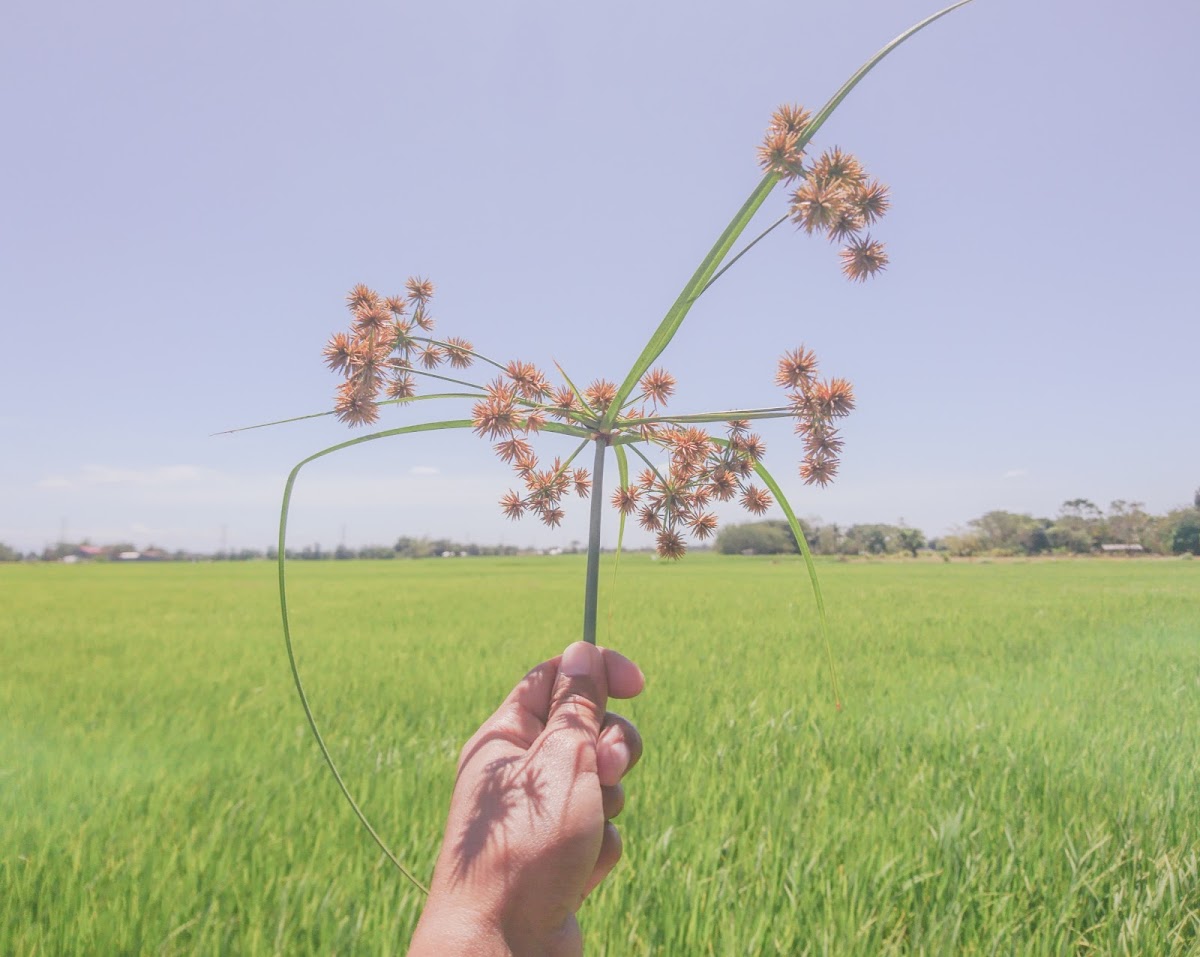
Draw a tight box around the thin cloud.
[37,464,215,489]
[408,466,440,476]
[1002,468,1029,479]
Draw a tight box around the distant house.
[62,545,105,562]
[1100,544,1145,555]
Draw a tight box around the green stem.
[699,214,789,296]
[582,437,608,644]
[613,406,794,431]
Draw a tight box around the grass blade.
[751,457,843,711]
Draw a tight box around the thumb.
[544,641,609,744]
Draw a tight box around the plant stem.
[582,436,607,644]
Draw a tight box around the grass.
[2,555,1198,954]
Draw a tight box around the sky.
[2,0,1197,555]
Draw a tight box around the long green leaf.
[602,173,778,429]
[803,0,975,143]
[603,0,974,430]
[279,418,475,895]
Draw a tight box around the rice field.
[2,555,1198,955]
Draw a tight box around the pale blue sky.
[2,0,1197,553]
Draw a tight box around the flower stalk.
[582,437,608,644]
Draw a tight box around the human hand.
[408,641,645,957]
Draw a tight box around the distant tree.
[838,523,894,555]
[1103,500,1153,546]
[968,510,1049,554]
[895,527,925,557]
[940,531,982,557]
[1169,511,1200,556]
[1194,487,1200,509]
[1060,498,1102,520]
[716,520,798,555]
[1050,499,1103,553]
[0,542,19,562]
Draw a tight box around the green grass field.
[2,555,1198,955]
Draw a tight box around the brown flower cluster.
[776,347,855,486]
[322,277,855,559]
[610,421,772,561]
[323,279,473,426]
[758,105,891,282]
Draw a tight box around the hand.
[408,641,645,957]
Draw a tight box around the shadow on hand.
[448,710,593,888]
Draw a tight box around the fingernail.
[610,740,631,772]
[561,641,592,677]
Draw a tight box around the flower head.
[757,129,806,179]
[839,236,889,282]
[405,277,434,304]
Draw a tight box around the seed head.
[839,236,889,282]
[583,379,618,413]
[740,485,773,515]
[776,347,819,389]
[572,468,592,497]
[500,490,526,519]
[411,305,435,332]
[444,336,474,369]
[386,372,416,400]
[769,104,812,136]
[790,180,846,236]
[334,381,380,427]
[347,283,380,313]
[418,344,445,369]
[656,529,687,560]
[505,360,550,400]
[323,332,355,374]
[757,129,806,179]
[814,377,856,418]
[472,396,518,439]
[640,367,676,406]
[850,180,890,225]
[637,506,662,531]
[810,147,865,189]
[405,277,434,304]
[800,452,839,486]
[611,485,641,515]
[688,512,719,540]
[708,469,737,501]
[495,436,533,464]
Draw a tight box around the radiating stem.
[582,437,608,644]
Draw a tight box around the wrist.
[408,903,511,957]
[409,899,580,957]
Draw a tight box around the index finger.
[600,647,645,700]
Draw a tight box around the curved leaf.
[279,419,479,894]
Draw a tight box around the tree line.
[716,492,1200,558]
[0,536,535,563]
[5,491,1199,563]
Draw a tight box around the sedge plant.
[235,0,975,893]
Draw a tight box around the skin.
[408,641,645,957]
